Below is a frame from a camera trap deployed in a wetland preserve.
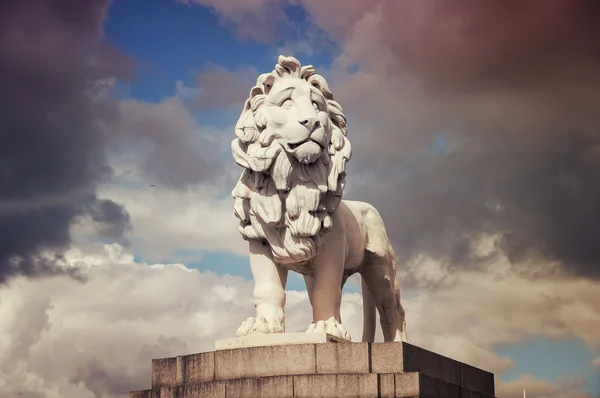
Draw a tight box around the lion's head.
[231,55,351,264]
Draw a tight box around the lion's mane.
[231,56,351,265]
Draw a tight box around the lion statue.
[231,55,407,343]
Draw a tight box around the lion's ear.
[263,75,275,95]
[250,86,263,98]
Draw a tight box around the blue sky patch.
[495,337,599,394]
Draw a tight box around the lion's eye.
[280,98,293,108]
[312,101,319,110]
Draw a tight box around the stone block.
[371,342,494,396]
[142,381,227,398]
[134,341,496,397]
[181,351,215,385]
[370,342,419,374]
[215,332,347,350]
[214,344,316,380]
[129,391,151,398]
[437,375,462,398]
[418,373,439,398]
[151,351,214,388]
[417,347,442,379]
[155,387,175,398]
[294,373,378,398]
[179,381,226,398]
[394,372,421,397]
[378,373,396,398]
[316,342,370,374]
[396,372,454,398]
[462,363,495,396]
[151,357,178,388]
[441,357,463,386]
[394,372,493,398]
[225,376,293,397]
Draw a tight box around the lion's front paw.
[236,316,284,336]
[305,316,352,341]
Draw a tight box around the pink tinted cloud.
[191,64,258,110]
[295,0,600,279]
[179,0,290,42]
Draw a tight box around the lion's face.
[263,77,332,165]
[231,56,351,265]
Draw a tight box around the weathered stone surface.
[294,373,378,398]
[181,351,215,385]
[394,372,496,398]
[225,376,294,397]
[132,372,497,398]
[370,342,418,374]
[129,391,151,398]
[179,382,226,398]
[151,351,214,388]
[379,373,396,398]
[394,372,420,397]
[133,342,496,397]
[316,342,370,374]
[216,332,347,350]
[462,363,495,396]
[441,357,463,386]
[151,357,178,388]
[371,342,495,396]
[215,344,316,380]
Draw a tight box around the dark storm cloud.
[318,0,600,278]
[0,0,131,284]
[173,0,600,279]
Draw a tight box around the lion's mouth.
[284,139,323,164]
[286,138,324,151]
[287,140,306,150]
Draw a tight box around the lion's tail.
[361,276,377,343]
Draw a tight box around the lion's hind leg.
[359,251,408,343]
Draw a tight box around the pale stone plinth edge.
[215,332,349,351]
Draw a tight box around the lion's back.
[341,200,393,258]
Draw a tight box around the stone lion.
[231,55,407,343]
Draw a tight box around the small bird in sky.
[150,184,156,187]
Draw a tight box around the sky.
[0,0,599,397]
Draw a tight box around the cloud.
[95,180,246,261]
[170,0,600,279]
[4,2,597,397]
[498,374,592,398]
[190,64,258,110]
[0,0,246,285]
[0,0,133,284]
[0,243,352,398]
[90,114,244,261]
[103,97,229,189]
[0,242,597,397]
[294,0,600,280]
[402,246,600,352]
[178,0,291,42]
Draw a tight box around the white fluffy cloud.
[80,93,249,261]
[1,241,598,398]
[0,243,358,398]
[97,181,246,260]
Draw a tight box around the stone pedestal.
[130,334,496,397]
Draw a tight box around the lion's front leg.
[237,240,288,336]
[304,227,352,341]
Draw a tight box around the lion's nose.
[299,118,320,132]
